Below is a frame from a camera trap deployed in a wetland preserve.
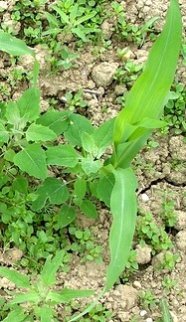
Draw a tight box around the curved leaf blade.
[114,0,182,145]
[0,31,33,56]
[106,168,137,290]
[0,267,31,288]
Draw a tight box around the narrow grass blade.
[161,299,173,322]
[106,168,138,290]
[114,0,182,146]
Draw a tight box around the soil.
[0,1,186,322]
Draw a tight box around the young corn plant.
[0,0,182,320]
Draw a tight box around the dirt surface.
[0,1,186,321]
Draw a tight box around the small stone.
[176,231,186,252]
[101,20,113,39]
[19,45,50,72]
[152,251,165,267]
[92,62,119,88]
[140,310,147,317]
[0,1,8,11]
[87,80,95,89]
[115,84,127,96]
[169,136,186,161]
[114,285,138,310]
[146,318,153,322]
[133,280,142,289]
[136,244,152,265]
[141,193,149,202]
[174,211,186,231]
[170,311,178,322]
[7,248,23,262]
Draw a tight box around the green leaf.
[96,173,115,207]
[45,12,59,27]
[0,267,31,288]
[80,200,98,219]
[37,306,54,322]
[47,288,94,303]
[54,205,76,229]
[40,250,64,286]
[0,123,9,143]
[81,132,97,155]
[46,144,79,168]
[74,12,97,26]
[81,156,102,175]
[161,299,173,322]
[64,114,94,146]
[26,123,57,142]
[93,118,115,150]
[113,0,182,164]
[11,291,40,304]
[52,5,70,24]
[37,109,69,135]
[13,144,47,180]
[32,177,69,211]
[106,168,138,290]
[4,149,16,162]
[17,88,40,123]
[2,308,26,322]
[12,176,28,194]
[0,31,33,56]
[5,102,21,127]
[74,178,87,204]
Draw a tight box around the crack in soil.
[138,177,186,195]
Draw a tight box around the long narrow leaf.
[114,0,182,147]
[161,300,173,322]
[40,250,64,286]
[2,308,26,322]
[0,267,31,289]
[106,168,137,290]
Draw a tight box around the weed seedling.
[0,251,93,322]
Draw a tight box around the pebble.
[92,62,119,88]
[141,193,149,202]
[136,244,152,265]
[146,318,153,322]
[140,310,147,317]
[133,280,142,289]
[0,1,8,11]
[174,211,186,231]
[176,231,186,252]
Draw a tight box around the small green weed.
[136,213,173,253]
[0,251,94,322]
[164,82,186,134]
[140,290,158,309]
[112,1,157,45]
[162,277,177,292]
[160,197,177,228]
[65,90,88,112]
[154,251,180,272]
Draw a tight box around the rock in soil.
[91,62,119,88]
[136,244,152,265]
